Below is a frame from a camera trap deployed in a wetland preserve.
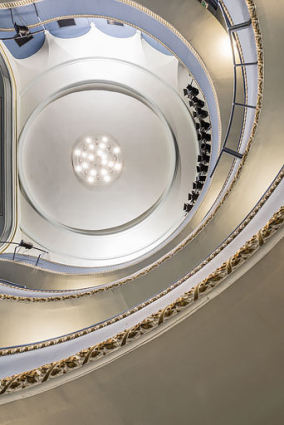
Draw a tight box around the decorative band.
[0,205,283,395]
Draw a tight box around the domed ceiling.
[1,0,283,409]
[1,14,219,268]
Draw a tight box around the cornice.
[0,204,283,395]
[0,0,262,278]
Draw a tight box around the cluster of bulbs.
[72,134,123,186]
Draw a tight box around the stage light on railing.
[198,153,210,163]
[193,110,208,119]
[201,132,211,142]
[201,143,211,153]
[186,84,199,96]
[191,97,205,108]
[183,203,193,212]
[197,164,209,173]
[193,181,203,190]
[191,192,199,201]
[200,120,211,131]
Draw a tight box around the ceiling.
[0,0,283,423]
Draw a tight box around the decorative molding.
[0,0,261,282]
[0,205,283,395]
[0,0,41,10]
[0,0,270,358]
[0,166,282,307]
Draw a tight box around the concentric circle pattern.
[18,57,202,265]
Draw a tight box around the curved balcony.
[0,0,283,407]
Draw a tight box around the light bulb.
[85,137,92,144]
[102,159,107,166]
[75,165,82,172]
[102,136,108,142]
[101,169,107,176]
[87,176,94,183]
[75,149,81,156]
[108,161,114,167]
[113,147,120,154]
[104,175,111,182]
[88,154,94,161]
[115,163,122,170]
[82,152,87,158]
[90,169,96,176]
[82,162,88,169]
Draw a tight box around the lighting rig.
[183,82,212,214]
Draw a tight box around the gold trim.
[0,0,40,9]
[0,1,260,281]
[0,169,283,358]
[0,205,283,394]
[0,1,258,278]
[0,0,268,354]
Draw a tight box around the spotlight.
[196,108,208,118]
[201,132,211,142]
[198,153,210,163]
[191,97,205,108]
[197,164,209,173]
[19,240,33,249]
[186,84,199,96]
[14,23,31,37]
[191,191,199,201]
[14,23,33,47]
[195,122,200,131]
[197,175,206,182]
[197,133,202,141]
[196,99,205,108]
[193,110,208,119]
[183,88,188,97]
[200,120,211,131]
[197,164,208,173]
[183,203,193,212]
[201,143,211,153]
[193,181,203,190]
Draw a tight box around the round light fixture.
[72,134,123,186]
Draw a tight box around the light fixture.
[201,143,211,153]
[194,108,208,119]
[186,84,199,96]
[201,132,211,142]
[200,120,211,131]
[72,134,123,187]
